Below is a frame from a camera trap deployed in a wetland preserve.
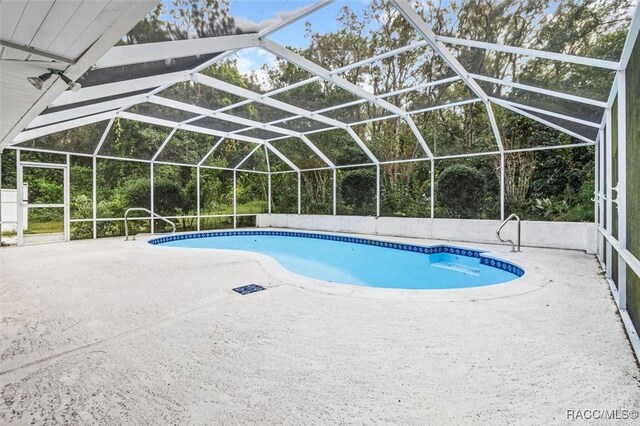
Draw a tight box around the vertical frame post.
[64,154,70,242]
[196,166,201,231]
[598,130,605,259]
[0,152,3,246]
[297,171,302,215]
[430,158,435,219]
[267,172,272,214]
[605,107,613,279]
[150,162,155,234]
[376,164,381,217]
[265,145,272,216]
[333,168,337,215]
[16,150,23,246]
[233,170,237,228]
[92,156,97,239]
[617,70,627,309]
[500,153,505,220]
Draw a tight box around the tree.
[437,165,487,218]
[340,168,377,215]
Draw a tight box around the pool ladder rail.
[124,207,176,241]
[496,213,521,252]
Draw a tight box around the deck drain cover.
[232,284,266,295]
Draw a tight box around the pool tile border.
[149,230,524,277]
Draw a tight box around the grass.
[24,221,64,234]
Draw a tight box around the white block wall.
[256,214,597,253]
[1,187,27,232]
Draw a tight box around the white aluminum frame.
[1,0,635,316]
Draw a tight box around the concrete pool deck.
[1,230,639,424]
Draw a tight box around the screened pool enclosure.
[0,0,637,252]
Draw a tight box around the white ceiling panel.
[0,1,28,40]
[0,0,159,148]
[29,0,84,52]
[7,1,56,46]
[51,1,112,58]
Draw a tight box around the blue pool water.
[150,231,524,290]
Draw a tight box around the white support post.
[196,166,201,231]
[595,132,600,228]
[0,151,2,246]
[605,107,613,279]
[64,154,70,242]
[500,153,505,220]
[92,156,97,239]
[598,130,605,258]
[376,164,381,217]
[485,101,506,220]
[617,70,627,310]
[16,150,22,246]
[265,145,272,215]
[268,173,272,215]
[333,168,337,216]
[430,158,435,219]
[150,162,155,234]
[297,171,302,215]
[233,170,237,228]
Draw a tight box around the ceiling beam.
[50,70,190,107]
[436,35,619,70]
[149,95,335,168]
[259,0,335,38]
[27,93,150,128]
[488,97,601,128]
[259,39,431,159]
[193,74,349,130]
[93,34,258,69]
[12,111,116,144]
[0,39,76,64]
[390,0,504,152]
[118,111,265,144]
[470,73,608,108]
[491,98,595,144]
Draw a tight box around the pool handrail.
[124,207,176,241]
[496,213,521,252]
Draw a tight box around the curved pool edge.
[148,229,525,280]
[142,229,542,301]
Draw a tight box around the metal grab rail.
[124,208,176,241]
[496,213,521,252]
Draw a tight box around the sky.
[155,0,633,92]
[226,0,416,88]
[225,1,373,89]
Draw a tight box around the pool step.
[431,261,481,276]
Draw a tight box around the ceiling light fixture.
[27,69,82,92]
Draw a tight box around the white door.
[17,161,69,245]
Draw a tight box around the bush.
[437,164,486,218]
[123,177,184,216]
[340,168,376,215]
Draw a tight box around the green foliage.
[124,178,184,216]
[4,0,619,237]
[437,165,486,219]
[339,168,376,215]
[380,162,431,218]
[534,198,569,219]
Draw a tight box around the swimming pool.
[150,230,524,290]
